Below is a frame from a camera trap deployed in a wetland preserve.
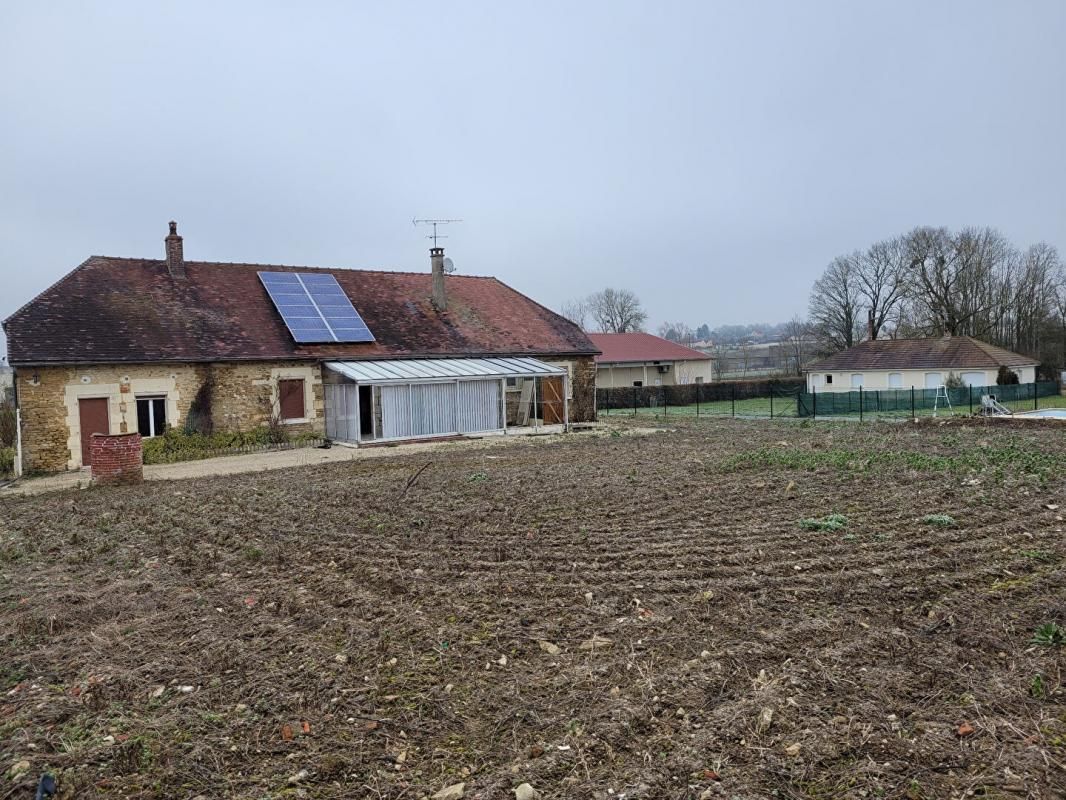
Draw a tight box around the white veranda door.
[379,380,502,439]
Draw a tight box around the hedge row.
[596,377,805,410]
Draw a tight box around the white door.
[458,380,502,433]
[960,372,985,387]
[381,385,412,439]
[324,384,360,442]
[924,372,942,389]
[410,383,457,436]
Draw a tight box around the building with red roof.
[588,332,714,388]
[3,223,599,472]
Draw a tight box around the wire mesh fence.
[597,380,1065,421]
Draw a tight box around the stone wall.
[16,361,324,473]
[563,356,597,423]
[16,356,590,473]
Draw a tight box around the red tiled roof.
[3,257,597,365]
[805,336,1037,372]
[588,332,712,364]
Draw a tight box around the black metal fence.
[597,380,1063,421]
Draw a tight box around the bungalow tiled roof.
[805,336,1037,372]
[3,256,597,365]
[588,332,712,364]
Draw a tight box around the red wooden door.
[78,398,109,466]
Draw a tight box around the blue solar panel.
[258,271,375,343]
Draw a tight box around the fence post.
[731,383,736,417]
[859,386,863,422]
[969,385,973,416]
[1034,381,1038,411]
[663,387,667,418]
[633,386,637,416]
[696,383,700,418]
[812,385,817,420]
[911,386,915,420]
[770,385,774,419]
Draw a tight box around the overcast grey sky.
[2,1,1064,359]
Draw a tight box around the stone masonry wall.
[17,361,324,473]
[559,355,597,423]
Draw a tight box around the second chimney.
[430,246,447,311]
[867,308,875,341]
[165,221,185,278]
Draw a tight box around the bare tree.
[559,298,590,331]
[808,226,1063,363]
[587,288,648,333]
[904,226,1016,338]
[1052,260,1066,370]
[780,315,810,375]
[808,254,861,353]
[657,321,694,343]
[857,237,908,339]
[710,342,726,381]
[1011,242,1059,357]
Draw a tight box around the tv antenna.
[413,218,462,247]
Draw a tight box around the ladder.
[516,380,534,426]
[932,385,952,417]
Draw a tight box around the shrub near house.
[140,425,322,464]
[0,401,15,477]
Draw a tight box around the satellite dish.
[442,257,456,274]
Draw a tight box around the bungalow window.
[888,372,903,388]
[136,396,167,438]
[850,374,864,388]
[633,380,643,387]
[278,378,306,421]
[824,374,833,385]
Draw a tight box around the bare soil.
[2,418,1065,799]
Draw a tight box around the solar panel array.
[258,271,375,343]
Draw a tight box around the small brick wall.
[91,432,143,485]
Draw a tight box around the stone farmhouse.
[3,223,598,473]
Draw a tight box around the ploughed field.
[2,418,1065,799]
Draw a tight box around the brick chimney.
[165,220,185,278]
[867,308,875,341]
[430,246,447,311]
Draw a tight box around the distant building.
[804,336,1037,392]
[589,332,714,387]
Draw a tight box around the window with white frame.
[888,372,903,388]
[136,396,167,437]
[850,374,864,388]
